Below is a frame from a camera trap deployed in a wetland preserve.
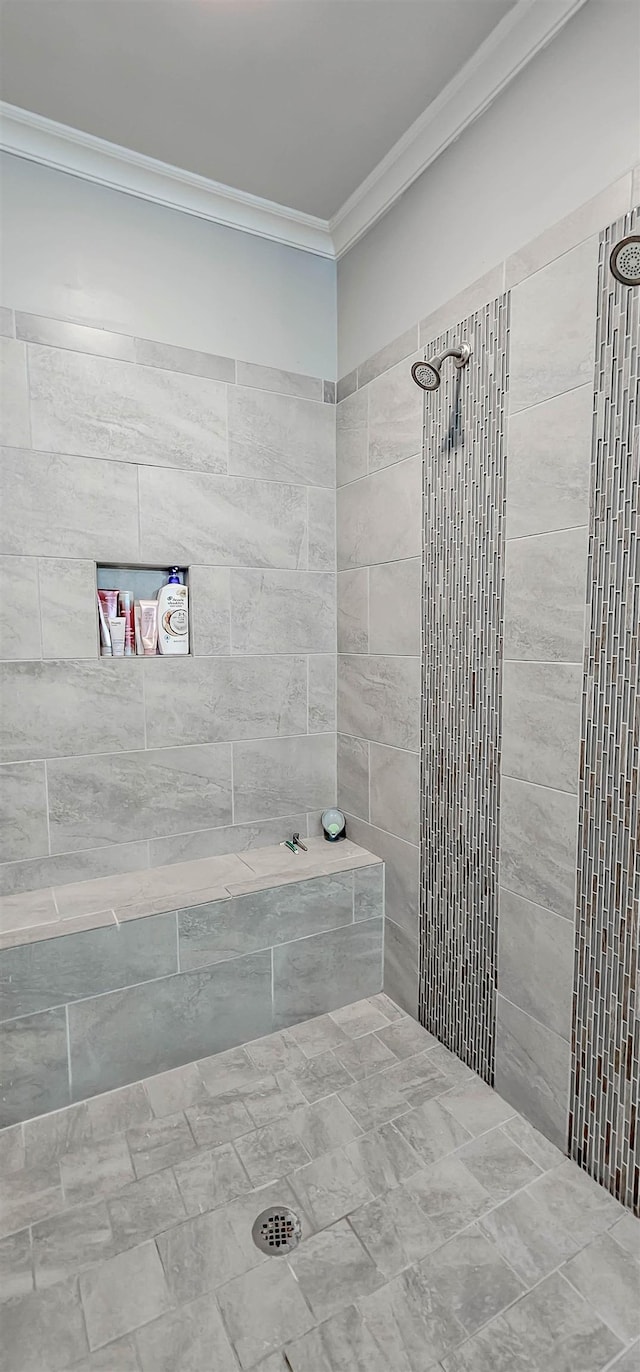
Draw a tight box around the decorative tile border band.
[419,295,509,1081]
[0,306,335,402]
[570,208,639,1215]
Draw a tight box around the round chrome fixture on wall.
[411,342,471,391]
[609,234,640,286]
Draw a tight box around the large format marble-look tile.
[126,1112,196,1179]
[179,870,353,968]
[0,659,145,763]
[0,1274,89,1372]
[235,359,321,401]
[500,775,578,920]
[138,465,307,568]
[0,761,48,863]
[353,864,384,922]
[134,336,235,382]
[216,1258,314,1369]
[504,527,588,662]
[0,912,177,1019]
[369,556,421,655]
[228,384,334,486]
[38,558,98,659]
[107,1168,186,1248]
[68,951,273,1099]
[338,654,420,750]
[0,556,41,659]
[563,1232,640,1344]
[337,568,368,653]
[478,1185,580,1284]
[234,1117,311,1186]
[173,1141,249,1216]
[0,448,140,561]
[456,1127,542,1204]
[337,734,369,819]
[393,1098,471,1166]
[0,1006,69,1127]
[345,813,419,940]
[336,388,367,486]
[286,1303,387,1372]
[58,1136,135,1207]
[31,1200,116,1288]
[337,454,422,569]
[0,1228,33,1300]
[498,888,574,1040]
[135,1294,238,1372]
[502,661,582,792]
[232,734,336,823]
[29,346,228,472]
[47,744,232,851]
[0,1161,63,1238]
[156,1206,247,1303]
[80,1241,171,1350]
[369,743,420,844]
[0,338,30,447]
[273,919,382,1027]
[509,236,598,413]
[230,569,335,654]
[188,565,231,655]
[441,1271,622,1372]
[506,384,592,538]
[527,1158,625,1248]
[290,1145,373,1229]
[308,654,336,733]
[16,313,136,362]
[495,995,570,1150]
[289,1218,382,1321]
[289,1094,362,1158]
[144,655,307,746]
[383,915,419,1017]
[368,355,422,471]
[308,487,336,571]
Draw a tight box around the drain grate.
[252,1205,301,1255]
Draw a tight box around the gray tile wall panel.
[570,209,640,1215]
[419,295,509,1081]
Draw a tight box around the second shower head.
[411,342,471,391]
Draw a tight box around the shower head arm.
[434,344,471,369]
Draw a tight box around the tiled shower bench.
[0,839,384,1128]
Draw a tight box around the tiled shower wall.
[0,311,337,897]
[336,168,639,1210]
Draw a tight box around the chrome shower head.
[411,342,471,391]
[412,359,441,391]
[610,235,640,286]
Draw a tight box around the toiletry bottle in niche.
[157,568,189,655]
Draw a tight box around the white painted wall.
[338,0,640,375]
[0,154,337,377]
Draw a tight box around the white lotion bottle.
[157,569,189,654]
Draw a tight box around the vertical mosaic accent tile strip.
[419,297,509,1082]
[570,209,639,1214]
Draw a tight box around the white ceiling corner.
[0,0,587,262]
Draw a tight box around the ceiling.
[0,0,516,219]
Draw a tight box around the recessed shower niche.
[96,563,191,657]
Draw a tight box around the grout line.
[64,1003,73,1106]
[505,524,588,544]
[500,771,578,799]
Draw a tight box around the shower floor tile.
[0,996,637,1372]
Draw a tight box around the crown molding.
[330,0,588,257]
[0,0,586,262]
[0,102,335,258]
